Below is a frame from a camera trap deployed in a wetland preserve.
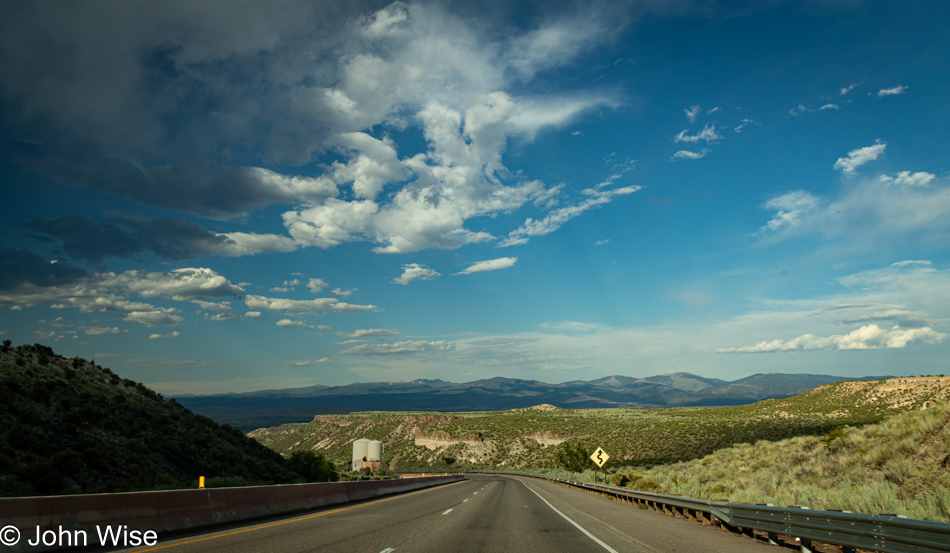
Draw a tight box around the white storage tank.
[352,438,371,471]
[366,440,383,463]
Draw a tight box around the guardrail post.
[697,511,710,526]
[767,532,779,545]
[798,537,813,553]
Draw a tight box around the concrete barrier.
[0,475,462,552]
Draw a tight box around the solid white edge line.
[518,480,620,553]
[442,509,454,515]
[380,549,395,553]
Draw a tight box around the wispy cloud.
[339,328,400,338]
[674,124,722,143]
[340,339,455,356]
[499,180,639,247]
[819,104,840,111]
[149,331,180,339]
[734,118,756,133]
[759,176,950,248]
[759,190,820,233]
[283,358,332,366]
[275,319,316,329]
[244,295,377,314]
[85,326,123,335]
[878,85,908,97]
[840,81,863,96]
[454,257,518,275]
[672,149,708,160]
[789,104,813,116]
[684,105,701,124]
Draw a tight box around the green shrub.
[610,472,629,487]
[205,476,255,488]
[286,450,338,483]
[632,478,661,491]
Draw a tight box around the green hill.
[0,342,298,496]
[249,376,950,473]
[600,400,950,522]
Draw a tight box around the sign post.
[590,447,610,484]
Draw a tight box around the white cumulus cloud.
[393,263,441,285]
[833,142,886,174]
[879,171,936,187]
[716,324,945,352]
[123,309,183,327]
[307,278,328,293]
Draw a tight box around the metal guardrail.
[465,470,950,553]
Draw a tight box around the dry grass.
[578,402,950,522]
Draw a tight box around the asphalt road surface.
[108,475,771,553]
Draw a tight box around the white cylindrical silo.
[366,440,383,462]
[352,438,371,471]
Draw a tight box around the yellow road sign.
[590,447,609,468]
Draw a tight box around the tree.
[555,441,592,473]
[286,450,338,482]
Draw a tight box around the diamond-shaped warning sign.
[590,447,609,467]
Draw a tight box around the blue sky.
[1,0,948,394]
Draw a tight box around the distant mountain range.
[174,372,889,431]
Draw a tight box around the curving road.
[108,475,769,553]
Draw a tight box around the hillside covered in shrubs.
[567,401,950,522]
[0,342,302,496]
[251,375,950,473]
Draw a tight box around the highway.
[109,475,769,553]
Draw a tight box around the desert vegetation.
[251,376,950,475]
[545,401,950,522]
